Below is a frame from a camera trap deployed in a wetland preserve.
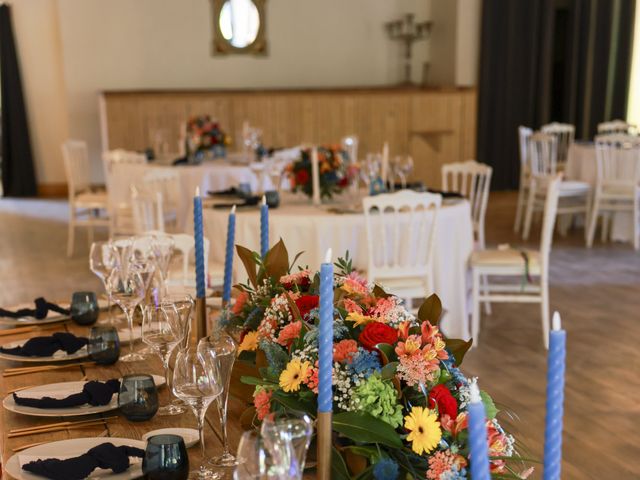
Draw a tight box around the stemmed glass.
[142,303,187,416]
[173,348,223,479]
[89,241,119,324]
[106,267,146,362]
[151,235,174,300]
[234,431,272,480]
[260,412,313,480]
[395,155,414,189]
[197,329,238,467]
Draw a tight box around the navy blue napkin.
[0,332,88,357]
[22,442,145,480]
[0,297,70,319]
[13,379,120,409]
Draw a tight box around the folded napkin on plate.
[14,379,120,408]
[21,442,145,480]
[0,332,88,357]
[0,297,70,319]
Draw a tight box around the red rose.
[428,384,458,419]
[294,295,319,318]
[296,169,310,185]
[359,322,398,351]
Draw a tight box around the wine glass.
[106,267,146,362]
[260,412,313,480]
[151,235,175,300]
[142,303,186,416]
[89,241,119,323]
[197,329,238,467]
[234,431,272,480]
[395,155,414,189]
[172,347,223,479]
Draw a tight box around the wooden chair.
[586,134,640,249]
[514,126,532,233]
[362,190,441,310]
[471,174,561,349]
[541,122,574,168]
[61,140,109,257]
[522,133,591,241]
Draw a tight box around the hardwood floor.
[0,193,638,479]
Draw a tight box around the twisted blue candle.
[544,313,566,480]
[468,381,491,480]
[318,250,334,413]
[222,205,236,303]
[193,188,206,298]
[260,196,269,258]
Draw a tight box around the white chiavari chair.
[597,119,636,135]
[586,134,640,249]
[514,126,533,233]
[522,133,591,240]
[138,170,180,232]
[471,174,561,349]
[541,122,574,168]
[61,140,109,257]
[165,234,223,293]
[362,190,441,310]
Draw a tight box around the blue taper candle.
[468,380,491,480]
[193,187,206,298]
[543,312,566,480]
[318,248,333,413]
[222,205,236,303]
[260,195,269,258]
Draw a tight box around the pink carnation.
[343,298,363,315]
[232,291,250,314]
[277,321,302,347]
[371,297,394,318]
[254,389,272,420]
[303,362,319,393]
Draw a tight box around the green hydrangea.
[352,374,403,428]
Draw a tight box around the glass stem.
[196,407,207,464]
[217,396,230,454]
[125,308,135,358]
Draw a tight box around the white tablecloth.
[566,142,636,241]
[108,160,274,230]
[204,195,474,340]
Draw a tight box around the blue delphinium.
[373,458,399,480]
[440,465,468,480]
[348,348,381,379]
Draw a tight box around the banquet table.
[204,194,475,340]
[0,318,251,480]
[566,141,638,242]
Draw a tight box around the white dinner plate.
[5,437,147,480]
[0,327,141,363]
[142,428,199,448]
[3,374,165,418]
[0,299,109,327]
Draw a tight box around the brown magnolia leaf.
[418,294,443,325]
[289,250,306,271]
[263,239,289,282]
[372,284,391,298]
[240,406,257,430]
[236,245,258,288]
[284,291,303,323]
[445,338,473,366]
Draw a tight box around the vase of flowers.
[287,146,352,201]
[185,115,230,162]
[222,240,534,480]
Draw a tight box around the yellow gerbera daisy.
[279,359,312,392]
[238,330,259,353]
[404,406,442,455]
[345,312,376,327]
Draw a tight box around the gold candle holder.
[316,411,332,480]
[194,297,207,342]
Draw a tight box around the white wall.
[55,0,432,181]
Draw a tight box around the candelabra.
[385,13,431,85]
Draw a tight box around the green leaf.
[480,390,499,419]
[239,375,273,386]
[271,391,316,418]
[343,445,381,463]
[380,361,399,380]
[444,338,473,366]
[262,239,290,282]
[417,294,442,325]
[236,244,258,288]
[332,412,403,449]
[375,343,397,364]
[331,446,351,480]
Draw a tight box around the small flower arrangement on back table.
[287,146,352,199]
[224,240,534,480]
[185,115,230,158]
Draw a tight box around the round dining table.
[204,194,474,340]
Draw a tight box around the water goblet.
[142,303,186,416]
[260,412,313,480]
[118,373,159,421]
[88,325,120,365]
[107,267,146,362]
[172,348,223,479]
[197,328,238,467]
[143,434,189,480]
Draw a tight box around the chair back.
[139,170,180,213]
[528,132,558,177]
[131,186,165,234]
[541,122,574,165]
[441,160,492,247]
[341,135,359,164]
[61,140,92,199]
[594,134,640,187]
[362,190,441,281]
[518,126,533,170]
[597,119,635,135]
[539,174,561,275]
[102,149,147,174]
[167,233,211,286]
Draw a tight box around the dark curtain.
[478,0,636,190]
[0,4,36,197]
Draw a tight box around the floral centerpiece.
[224,241,534,480]
[287,146,352,200]
[185,115,230,159]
